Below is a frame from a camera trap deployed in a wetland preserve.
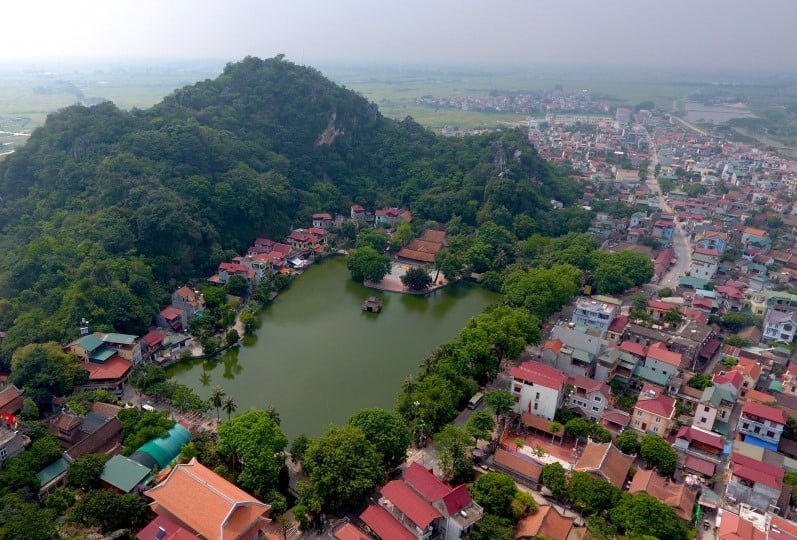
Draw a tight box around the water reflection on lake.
[167,256,499,439]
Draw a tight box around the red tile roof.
[442,484,473,516]
[731,452,783,490]
[676,426,724,450]
[683,454,716,477]
[380,480,441,528]
[573,441,634,489]
[510,361,567,391]
[403,462,450,501]
[136,514,196,540]
[542,339,563,354]
[82,355,132,381]
[646,342,684,367]
[742,401,786,425]
[360,505,415,540]
[634,390,675,419]
[713,370,744,390]
[159,306,182,321]
[608,315,629,334]
[141,330,167,349]
[619,341,647,358]
[718,512,766,540]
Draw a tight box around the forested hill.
[0,55,582,362]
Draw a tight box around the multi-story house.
[171,286,206,321]
[0,426,27,468]
[99,333,142,365]
[738,401,786,449]
[631,384,676,437]
[360,462,483,540]
[509,360,568,421]
[689,252,719,281]
[762,310,797,345]
[567,375,610,422]
[571,297,618,338]
[725,451,786,514]
[643,342,684,378]
[695,230,727,253]
[311,212,333,230]
[693,384,736,435]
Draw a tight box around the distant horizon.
[1,56,796,83]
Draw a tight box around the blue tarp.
[743,434,779,451]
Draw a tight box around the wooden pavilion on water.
[361,296,382,313]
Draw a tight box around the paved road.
[645,128,692,290]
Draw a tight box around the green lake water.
[167,256,500,440]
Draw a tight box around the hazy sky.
[4,0,796,70]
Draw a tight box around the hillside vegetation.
[0,56,582,364]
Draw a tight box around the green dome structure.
[129,423,191,470]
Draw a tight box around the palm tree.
[210,386,226,421]
[222,395,237,421]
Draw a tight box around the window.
[704,406,711,412]
[700,417,707,423]
[637,411,642,416]
[594,396,601,402]
[592,406,600,412]
[0,446,6,460]
[514,384,521,393]
[741,422,749,430]
[655,417,660,423]
[533,403,538,411]
[767,431,775,438]
[535,392,540,400]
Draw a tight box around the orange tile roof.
[718,511,765,540]
[82,355,132,381]
[145,458,270,540]
[732,357,762,381]
[628,469,697,521]
[573,441,633,489]
[514,505,574,540]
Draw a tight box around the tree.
[225,328,240,346]
[218,409,288,497]
[564,417,591,442]
[567,471,621,515]
[615,429,640,455]
[784,470,797,505]
[226,275,249,297]
[290,434,310,464]
[222,395,238,420]
[687,374,713,390]
[550,421,563,444]
[302,424,385,512]
[435,425,475,483]
[466,410,496,445]
[511,490,538,520]
[67,453,111,490]
[663,308,683,325]
[464,514,514,540]
[470,472,517,519]
[541,462,569,502]
[348,407,411,469]
[0,494,58,540]
[657,287,673,297]
[117,408,174,452]
[608,493,688,540]
[20,397,39,420]
[485,389,515,425]
[355,229,389,252]
[725,334,752,347]
[171,384,208,414]
[391,221,414,249]
[345,246,391,283]
[70,489,149,532]
[401,266,433,291]
[10,342,88,411]
[210,386,226,421]
[640,434,678,476]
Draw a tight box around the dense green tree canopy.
[345,246,392,283]
[0,56,580,366]
[469,472,517,519]
[303,424,384,512]
[608,493,688,540]
[639,434,678,476]
[217,409,288,497]
[67,453,111,490]
[10,343,88,412]
[348,407,411,469]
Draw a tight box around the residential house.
[374,207,411,227]
[653,219,675,240]
[510,361,568,421]
[136,515,195,540]
[571,297,618,338]
[567,375,610,422]
[725,451,786,514]
[216,261,256,287]
[143,457,271,540]
[573,440,634,489]
[606,315,629,343]
[599,408,631,435]
[741,226,770,248]
[0,385,24,416]
[157,306,184,331]
[171,286,205,323]
[731,356,762,399]
[514,505,576,540]
[595,347,638,383]
[762,310,797,345]
[402,462,483,540]
[631,384,676,437]
[350,205,366,221]
[99,333,142,365]
[628,469,698,521]
[66,334,133,395]
[0,426,27,469]
[674,425,724,463]
[693,385,736,436]
[690,251,720,281]
[696,230,728,253]
[140,330,168,362]
[738,401,786,450]
[100,454,152,493]
[716,511,766,540]
[647,299,680,323]
[550,323,604,357]
[312,213,334,230]
[781,363,797,398]
[642,342,685,380]
[286,229,322,252]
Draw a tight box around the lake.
[167,256,500,440]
